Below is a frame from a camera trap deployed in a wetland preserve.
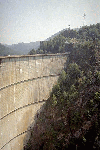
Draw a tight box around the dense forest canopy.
[25,23,100,150]
[29,23,100,55]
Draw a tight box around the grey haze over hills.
[0,27,79,56]
[0,29,65,56]
[0,41,40,56]
[5,41,40,55]
[0,43,16,56]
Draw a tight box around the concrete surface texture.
[0,53,69,150]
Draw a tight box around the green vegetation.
[29,23,100,55]
[25,23,100,150]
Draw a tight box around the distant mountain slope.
[0,43,16,56]
[6,41,40,55]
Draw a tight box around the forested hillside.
[25,23,100,150]
[29,23,100,55]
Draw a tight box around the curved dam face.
[0,53,69,150]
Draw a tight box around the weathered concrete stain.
[0,53,69,150]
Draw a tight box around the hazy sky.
[0,0,100,45]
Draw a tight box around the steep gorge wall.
[0,53,69,150]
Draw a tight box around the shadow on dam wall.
[23,99,47,149]
[0,53,69,150]
[23,93,60,150]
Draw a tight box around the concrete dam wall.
[0,53,69,150]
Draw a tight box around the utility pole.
[68,25,70,29]
[83,13,86,26]
[68,25,70,37]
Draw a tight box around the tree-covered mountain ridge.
[29,23,100,57]
[25,23,100,149]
